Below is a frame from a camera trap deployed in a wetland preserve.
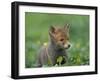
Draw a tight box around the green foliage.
[25,12,89,68]
[57,56,63,66]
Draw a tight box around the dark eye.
[60,39,64,41]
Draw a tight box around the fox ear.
[49,25,55,34]
[64,24,70,32]
[49,25,55,37]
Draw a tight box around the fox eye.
[60,38,64,41]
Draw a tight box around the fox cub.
[37,24,70,67]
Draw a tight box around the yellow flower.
[43,42,48,46]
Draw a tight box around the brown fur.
[36,24,70,67]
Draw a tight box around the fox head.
[49,24,71,49]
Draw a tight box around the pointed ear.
[64,24,70,32]
[49,25,55,34]
[49,25,55,38]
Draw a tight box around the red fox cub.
[37,24,71,67]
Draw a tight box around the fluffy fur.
[36,24,70,67]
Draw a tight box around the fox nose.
[64,43,71,49]
[68,44,70,48]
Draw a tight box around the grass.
[25,12,89,68]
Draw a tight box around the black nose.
[68,44,70,48]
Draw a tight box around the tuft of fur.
[36,24,70,67]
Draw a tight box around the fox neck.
[49,40,65,52]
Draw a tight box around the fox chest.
[49,50,67,65]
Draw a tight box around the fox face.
[49,24,71,49]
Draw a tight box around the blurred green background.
[25,12,89,68]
